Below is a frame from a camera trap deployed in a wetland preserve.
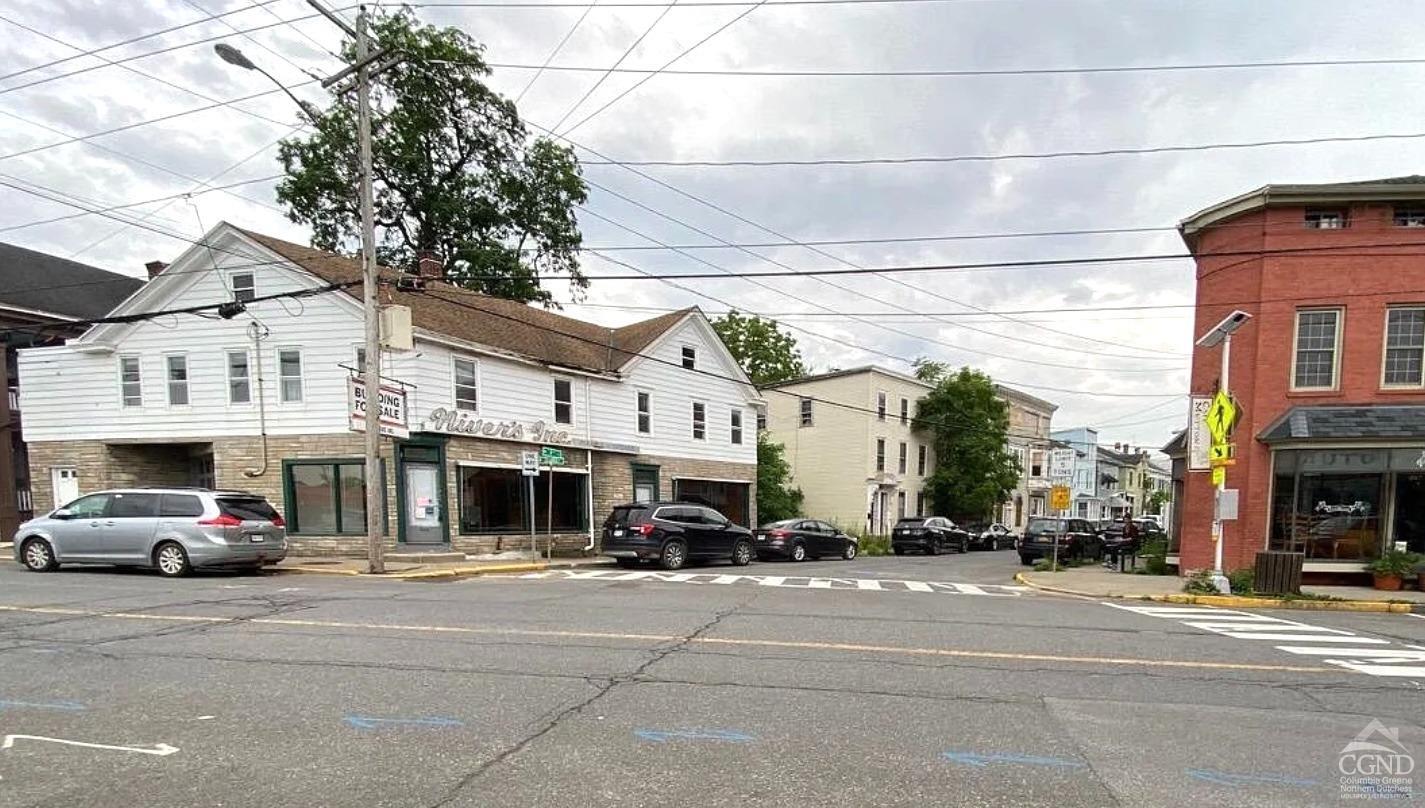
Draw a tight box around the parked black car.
[967,522,1015,551]
[601,502,754,570]
[1018,517,1103,565]
[892,516,970,555]
[754,519,858,562]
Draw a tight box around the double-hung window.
[900,398,909,425]
[876,391,887,421]
[453,357,479,411]
[730,409,743,445]
[898,442,907,474]
[119,356,142,407]
[692,402,706,440]
[165,355,189,405]
[917,444,927,476]
[278,349,303,402]
[875,438,886,472]
[227,350,251,404]
[553,378,573,424]
[230,271,256,303]
[637,391,652,434]
[1292,309,1342,390]
[1383,307,1425,387]
[799,398,813,427]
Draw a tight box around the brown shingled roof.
[239,229,693,374]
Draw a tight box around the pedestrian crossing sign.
[1206,390,1239,444]
[1209,442,1235,466]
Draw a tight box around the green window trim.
[281,457,387,536]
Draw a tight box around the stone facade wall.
[25,437,757,557]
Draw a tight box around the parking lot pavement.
[1,561,1422,806]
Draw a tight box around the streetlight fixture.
[1195,309,1252,594]
[214,6,396,574]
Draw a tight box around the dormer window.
[681,346,696,369]
[1304,208,1347,229]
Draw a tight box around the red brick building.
[1178,176,1425,576]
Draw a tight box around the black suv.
[1018,517,1103,565]
[891,516,970,555]
[601,502,755,570]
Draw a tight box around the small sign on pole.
[520,451,539,477]
[1050,485,1071,512]
[540,446,566,467]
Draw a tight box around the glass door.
[403,462,444,544]
[1393,474,1425,554]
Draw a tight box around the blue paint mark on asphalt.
[1186,769,1318,788]
[343,715,464,730]
[634,729,756,744]
[942,751,1086,769]
[0,699,85,712]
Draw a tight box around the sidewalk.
[1016,565,1425,613]
[272,554,613,580]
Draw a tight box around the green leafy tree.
[1146,488,1171,515]
[711,311,808,386]
[912,362,1021,522]
[756,433,804,523]
[276,11,587,306]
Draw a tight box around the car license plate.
[613,529,624,537]
[249,535,265,543]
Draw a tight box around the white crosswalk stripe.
[1104,602,1423,679]
[520,569,1029,596]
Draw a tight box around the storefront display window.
[283,459,376,535]
[1269,449,1390,561]
[458,466,587,534]
[673,479,750,526]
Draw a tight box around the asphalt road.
[1,549,1423,807]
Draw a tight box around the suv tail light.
[198,514,243,527]
[271,513,286,528]
[635,523,655,536]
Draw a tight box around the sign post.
[1049,485,1071,570]
[521,451,539,560]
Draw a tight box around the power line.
[0,174,282,234]
[0,81,319,164]
[0,0,289,83]
[580,131,1425,167]
[547,0,681,133]
[514,0,601,103]
[567,300,1195,319]
[486,54,1425,77]
[0,7,349,97]
[557,0,771,136]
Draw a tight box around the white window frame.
[898,441,907,474]
[875,438,886,473]
[681,345,696,370]
[917,444,927,476]
[876,391,887,421]
[118,355,142,408]
[691,401,706,441]
[730,408,743,445]
[900,397,909,425]
[452,356,479,413]
[1290,307,1344,392]
[277,347,304,403]
[636,390,652,435]
[164,353,190,407]
[1381,306,1425,389]
[229,270,256,303]
[226,349,251,405]
[552,376,574,425]
[1304,208,1348,229]
[799,397,813,427]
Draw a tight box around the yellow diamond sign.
[1205,390,1239,444]
[1050,485,1071,512]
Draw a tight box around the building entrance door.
[1393,474,1425,554]
[403,462,444,544]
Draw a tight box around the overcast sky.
[3,0,1424,451]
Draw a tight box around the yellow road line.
[0,605,1334,674]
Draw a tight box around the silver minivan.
[13,488,287,576]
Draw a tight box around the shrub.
[1227,568,1255,595]
[836,524,891,556]
[1183,569,1219,594]
[1137,538,1171,576]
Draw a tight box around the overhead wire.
[547,0,681,133]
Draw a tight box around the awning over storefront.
[1259,405,1425,443]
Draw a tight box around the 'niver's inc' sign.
[425,407,572,445]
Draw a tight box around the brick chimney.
[416,250,443,281]
[145,260,168,279]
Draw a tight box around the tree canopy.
[912,361,1021,522]
[276,11,587,306]
[711,311,808,386]
[756,433,804,524]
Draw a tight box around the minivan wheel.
[790,543,807,562]
[21,538,58,572]
[154,543,191,577]
[660,540,687,570]
[842,542,857,561]
[731,540,753,566]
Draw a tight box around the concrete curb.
[271,562,548,580]
[1013,573,1417,613]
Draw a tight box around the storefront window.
[1395,474,1425,554]
[673,479,750,526]
[284,460,376,535]
[1269,450,1385,561]
[458,466,588,534]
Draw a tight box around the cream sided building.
[761,366,1056,534]
[17,223,760,555]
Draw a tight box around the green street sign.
[539,446,566,466]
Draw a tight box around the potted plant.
[1366,550,1423,591]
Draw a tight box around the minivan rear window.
[217,497,280,522]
